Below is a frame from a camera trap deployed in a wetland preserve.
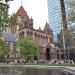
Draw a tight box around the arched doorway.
[46,47,50,60]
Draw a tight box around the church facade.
[16,5,55,60]
[1,5,61,61]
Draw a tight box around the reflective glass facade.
[48,0,67,47]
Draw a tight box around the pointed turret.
[30,17,33,21]
[44,22,53,34]
[16,5,31,29]
[38,26,41,31]
[28,17,33,29]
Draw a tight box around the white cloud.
[9,0,48,29]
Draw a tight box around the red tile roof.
[16,6,27,17]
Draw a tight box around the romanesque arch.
[46,47,50,60]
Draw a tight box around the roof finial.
[21,1,22,6]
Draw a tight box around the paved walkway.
[0,64,75,74]
[23,65,75,74]
[18,64,75,74]
[63,67,75,75]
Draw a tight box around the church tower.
[44,22,53,35]
[16,5,33,29]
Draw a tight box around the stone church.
[1,5,61,61]
[16,5,54,60]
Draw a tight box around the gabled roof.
[16,6,27,17]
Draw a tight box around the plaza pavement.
[0,64,75,74]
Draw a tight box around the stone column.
[32,32,35,40]
[51,48,55,60]
[43,47,46,60]
[24,31,27,37]
[48,36,50,43]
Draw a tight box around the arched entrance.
[46,47,50,60]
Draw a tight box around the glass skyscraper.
[47,0,67,47]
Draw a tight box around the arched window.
[38,34,40,37]
[41,35,43,38]
[35,33,37,37]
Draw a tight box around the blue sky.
[9,0,48,29]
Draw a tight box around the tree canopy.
[59,0,75,49]
[0,3,9,34]
[0,39,8,58]
[9,13,19,27]
[67,0,75,23]
[58,29,75,49]
[17,36,39,60]
[0,0,14,34]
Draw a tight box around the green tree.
[0,2,9,34]
[64,30,73,48]
[5,0,11,3]
[0,39,8,58]
[67,0,75,23]
[17,36,39,61]
[0,0,14,34]
[58,29,73,48]
[9,13,21,33]
[67,0,75,47]
[59,0,75,49]
[9,13,19,27]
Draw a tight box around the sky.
[8,0,48,29]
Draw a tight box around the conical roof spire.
[16,5,27,17]
[38,26,41,31]
[44,21,53,33]
[30,16,33,21]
